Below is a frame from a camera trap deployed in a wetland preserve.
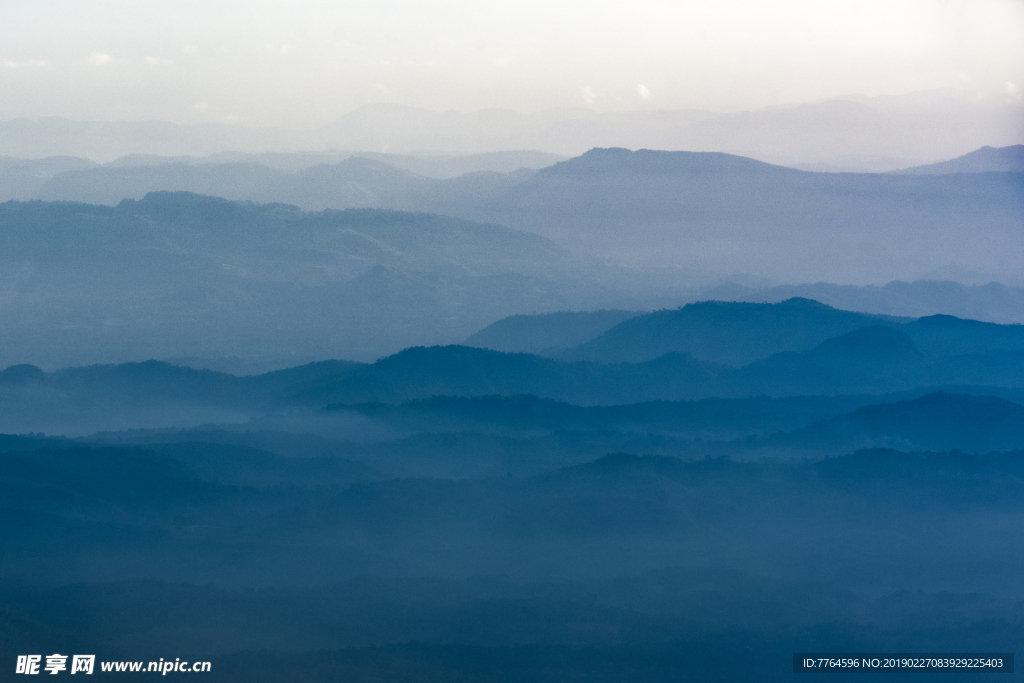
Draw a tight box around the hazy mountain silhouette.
[13,146,1023,284]
[313,92,1023,170]
[708,280,1024,323]
[31,157,461,209]
[331,390,1019,444]
[464,283,1024,358]
[462,148,1024,282]
[315,328,1024,403]
[738,326,924,395]
[0,150,563,204]
[6,90,1015,168]
[780,392,1024,454]
[668,92,1024,170]
[464,310,641,355]
[101,149,565,178]
[0,192,627,369]
[5,299,1024,435]
[0,155,96,200]
[562,298,901,365]
[894,144,1024,174]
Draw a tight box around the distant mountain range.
[0,90,1020,169]
[4,143,1020,210]
[5,170,1020,375]
[469,297,1024,365]
[0,192,625,370]
[778,392,1024,454]
[0,150,564,203]
[4,299,1024,436]
[2,89,1023,682]
[465,282,1024,355]
[894,144,1024,174]
[457,148,1024,281]
[704,280,1024,323]
[7,146,1021,284]
[464,310,640,355]
[559,298,903,366]
[4,293,1024,670]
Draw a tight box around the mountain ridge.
[894,145,1024,175]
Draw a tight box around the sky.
[1,0,1022,128]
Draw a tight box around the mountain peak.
[894,144,1024,174]
[541,148,796,178]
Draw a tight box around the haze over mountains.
[0,192,638,370]
[5,141,1019,211]
[2,181,1023,372]
[895,144,1024,175]
[4,145,1023,285]
[4,293,1024,680]
[462,148,1023,280]
[471,297,1024,361]
[4,298,1024,436]
[1,90,1021,169]
[2,89,1024,681]
[2,133,1023,371]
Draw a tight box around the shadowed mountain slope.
[464,310,642,355]
[261,331,1024,404]
[894,145,1024,174]
[5,299,1024,435]
[13,146,1023,285]
[563,298,902,365]
[711,280,1024,325]
[462,148,1024,283]
[29,156,530,212]
[0,192,623,369]
[773,392,1024,454]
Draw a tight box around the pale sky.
[1,0,1022,128]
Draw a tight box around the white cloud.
[581,86,597,106]
[637,84,652,101]
[88,52,112,66]
[145,56,174,65]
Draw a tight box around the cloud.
[581,86,597,106]
[88,53,112,66]
[145,56,175,65]
[637,84,652,101]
